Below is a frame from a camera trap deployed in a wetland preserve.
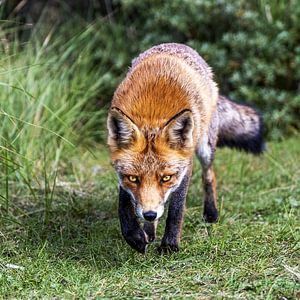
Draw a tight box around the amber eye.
[128,175,138,183]
[161,175,172,183]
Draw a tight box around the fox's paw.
[203,207,219,223]
[124,228,148,254]
[203,211,218,223]
[158,241,179,254]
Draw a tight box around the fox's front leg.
[159,172,191,253]
[119,186,148,253]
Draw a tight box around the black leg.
[159,172,191,253]
[202,166,218,223]
[196,113,219,223]
[119,186,148,253]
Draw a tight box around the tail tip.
[247,114,266,155]
[217,112,266,155]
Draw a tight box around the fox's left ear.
[162,110,194,149]
[107,108,142,150]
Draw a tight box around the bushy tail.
[217,96,265,154]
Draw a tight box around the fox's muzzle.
[136,204,165,221]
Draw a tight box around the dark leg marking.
[158,171,191,254]
[197,113,219,223]
[202,166,218,223]
[119,186,147,253]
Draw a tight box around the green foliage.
[1,1,300,143]
[111,0,300,139]
[0,20,116,200]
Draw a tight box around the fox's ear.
[162,110,194,149]
[107,108,140,149]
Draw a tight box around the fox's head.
[107,108,194,222]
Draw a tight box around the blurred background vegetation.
[2,0,300,137]
[0,0,299,198]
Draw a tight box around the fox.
[107,43,265,254]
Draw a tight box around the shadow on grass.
[0,188,133,269]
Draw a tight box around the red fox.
[107,43,264,253]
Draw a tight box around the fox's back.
[111,43,219,142]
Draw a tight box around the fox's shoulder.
[112,54,192,127]
[111,43,219,133]
[130,43,213,81]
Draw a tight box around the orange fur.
[108,44,218,218]
[112,55,191,128]
[112,54,218,143]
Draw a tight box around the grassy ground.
[0,137,299,299]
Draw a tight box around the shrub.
[112,0,300,139]
[1,0,300,146]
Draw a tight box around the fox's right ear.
[162,110,194,150]
[107,108,141,149]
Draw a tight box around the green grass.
[0,138,299,299]
[0,19,124,187]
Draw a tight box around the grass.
[0,17,299,300]
[0,138,299,299]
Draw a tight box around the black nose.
[143,211,157,221]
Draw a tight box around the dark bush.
[2,0,300,139]
[112,0,300,139]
